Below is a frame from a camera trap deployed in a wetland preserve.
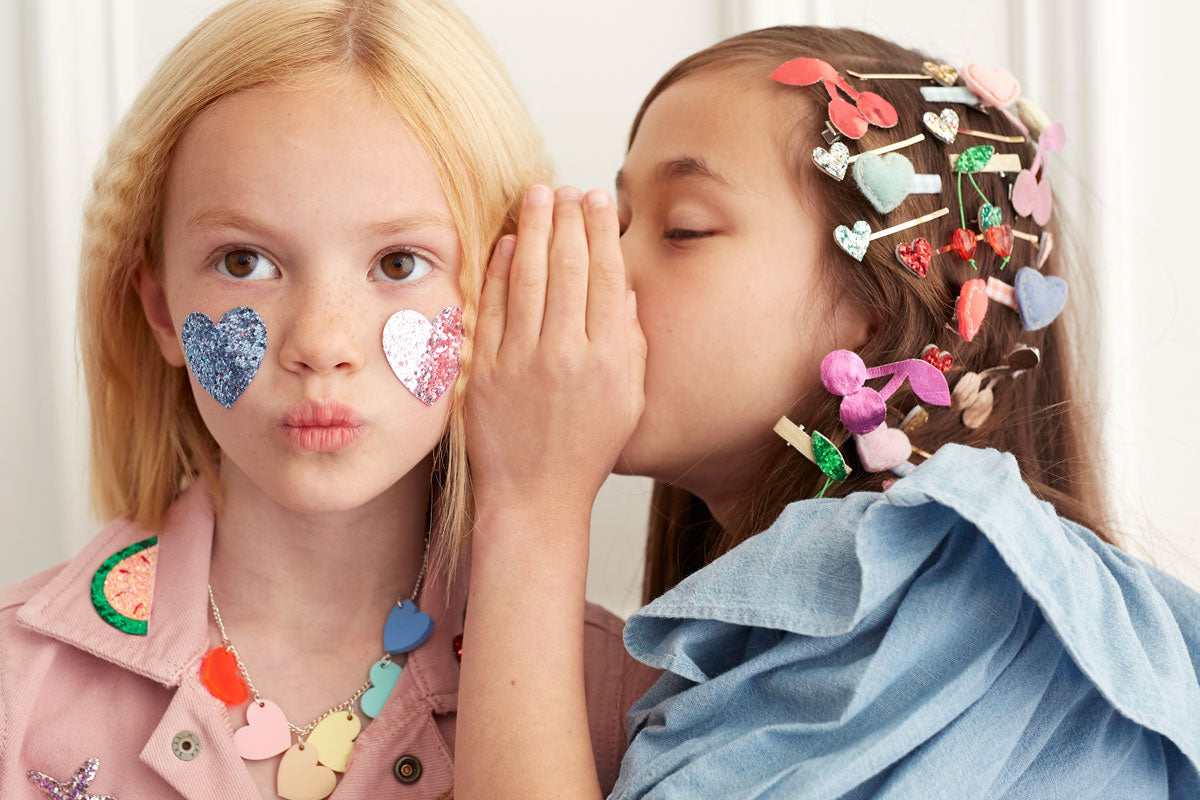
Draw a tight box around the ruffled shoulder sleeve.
[610,444,1200,799]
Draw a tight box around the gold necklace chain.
[206,527,431,741]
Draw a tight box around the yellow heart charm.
[306,711,361,773]
[922,61,959,87]
[277,743,336,800]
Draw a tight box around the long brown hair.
[634,26,1116,603]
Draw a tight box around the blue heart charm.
[383,600,434,654]
[181,306,267,408]
[1014,267,1068,330]
[360,659,403,719]
[852,151,915,214]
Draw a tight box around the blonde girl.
[0,2,656,799]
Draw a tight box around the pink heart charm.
[854,423,912,473]
[963,63,1020,107]
[382,307,465,405]
[234,699,291,760]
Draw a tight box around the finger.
[505,184,554,349]
[581,188,625,343]
[542,185,589,341]
[475,235,516,361]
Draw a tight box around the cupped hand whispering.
[466,184,646,519]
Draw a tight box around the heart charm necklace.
[202,527,432,800]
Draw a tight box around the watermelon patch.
[90,536,158,635]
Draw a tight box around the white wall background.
[1,0,1197,619]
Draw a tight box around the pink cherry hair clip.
[772,58,899,140]
[1012,121,1066,226]
[821,349,952,474]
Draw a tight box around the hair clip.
[835,208,950,262]
[821,349,951,436]
[1013,121,1065,225]
[936,224,1042,271]
[921,85,982,106]
[921,344,954,373]
[846,135,942,214]
[846,61,958,86]
[774,417,850,497]
[950,371,1001,428]
[947,150,1021,174]
[1015,97,1054,138]
[949,268,1067,341]
[773,58,899,139]
[923,108,1027,145]
[962,63,1030,137]
[946,145,1016,269]
[813,131,926,182]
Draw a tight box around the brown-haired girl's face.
[140,72,464,513]
[615,68,871,513]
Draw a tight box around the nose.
[276,278,366,378]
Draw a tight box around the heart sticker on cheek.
[181,306,267,408]
[382,307,464,405]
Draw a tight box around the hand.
[466,184,646,520]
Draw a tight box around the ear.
[132,267,187,368]
[831,294,878,353]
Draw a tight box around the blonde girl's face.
[615,68,871,503]
[142,73,463,513]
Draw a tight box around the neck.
[208,455,432,652]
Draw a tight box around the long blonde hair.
[79,0,551,594]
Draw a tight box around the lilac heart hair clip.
[821,349,951,474]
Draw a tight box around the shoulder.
[610,444,1200,798]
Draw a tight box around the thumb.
[626,291,647,417]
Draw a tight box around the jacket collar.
[16,476,470,711]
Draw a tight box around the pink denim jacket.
[0,479,662,799]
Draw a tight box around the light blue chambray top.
[610,443,1200,799]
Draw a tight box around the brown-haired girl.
[0,2,656,798]
[457,26,1200,799]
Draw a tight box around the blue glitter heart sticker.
[181,307,267,408]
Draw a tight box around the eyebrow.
[183,208,456,238]
[615,155,735,193]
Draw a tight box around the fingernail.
[586,189,610,208]
[555,185,582,201]
[527,185,551,206]
[498,236,516,256]
[627,291,637,320]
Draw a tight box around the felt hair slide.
[774,417,851,497]
[846,61,959,86]
[922,108,1026,145]
[961,63,1031,137]
[773,57,898,139]
[1013,121,1066,225]
[846,135,943,214]
[950,269,1068,341]
[813,132,926,181]
[949,344,1042,428]
[820,349,951,475]
[835,207,950,262]
[821,349,951,435]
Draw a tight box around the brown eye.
[373,250,432,283]
[218,249,275,280]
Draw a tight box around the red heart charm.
[951,227,977,262]
[921,344,954,373]
[895,237,932,278]
[955,279,989,342]
[201,645,249,705]
[985,224,1014,258]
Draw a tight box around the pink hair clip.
[821,349,951,436]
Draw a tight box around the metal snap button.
[171,730,201,761]
[392,754,421,784]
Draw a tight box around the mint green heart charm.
[978,203,1002,232]
[360,658,403,719]
[834,220,871,262]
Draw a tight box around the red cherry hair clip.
[771,58,898,140]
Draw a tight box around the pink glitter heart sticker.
[382,307,464,405]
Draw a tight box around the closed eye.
[664,228,714,241]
